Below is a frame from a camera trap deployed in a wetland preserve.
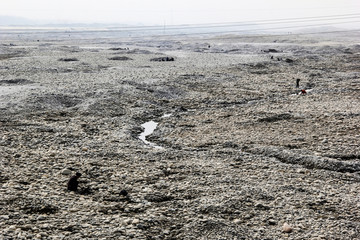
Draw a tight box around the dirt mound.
[108,56,133,61]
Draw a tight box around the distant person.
[120,189,128,197]
[296,79,300,88]
[67,172,81,191]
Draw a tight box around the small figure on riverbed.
[119,189,131,201]
[296,78,300,88]
[120,189,128,197]
[67,172,81,191]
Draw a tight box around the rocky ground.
[0,31,360,239]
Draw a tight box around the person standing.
[67,172,81,191]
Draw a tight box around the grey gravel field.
[0,31,360,239]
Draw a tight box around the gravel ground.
[0,32,359,239]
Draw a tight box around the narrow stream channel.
[138,114,171,149]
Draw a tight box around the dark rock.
[145,193,174,202]
[268,49,279,53]
[263,49,279,53]
[109,47,129,51]
[108,56,133,61]
[150,57,174,62]
[0,79,33,85]
[58,58,79,62]
[78,187,94,195]
[223,142,240,148]
[268,219,277,225]
[177,106,188,112]
[258,113,292,123]
[255,203,271,210]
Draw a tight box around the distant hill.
[0,16,39,26]
[0,15,142,29]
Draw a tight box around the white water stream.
[138,114,171,149]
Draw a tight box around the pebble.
[233,219,241,224]
[123,219,132,225]
[296,168,306,174]
[282,223,293,233]
[49,152,56,157]
[268,219,277,225]
[37,215,46,221]
[21,224,32,230]
[40,232,48,237]
[8,225,17,231]
[0,215,9,220]
[61,169,72,175]
[132,219,140,224]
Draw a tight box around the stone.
[61,169,72,175]
[0,215,9,220]
[282,223,293,233]
[40,232,49,237]
[132,219,140,224]
[233,219,241,224]
[37,215,46,221]
[8,225,16,231]
[268,219,277,225]
[296,168,306,174]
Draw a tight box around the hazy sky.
[1,0,359,25]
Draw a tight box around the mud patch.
[0,54,19,60]
[108,56,133,61]
[0,79,34,85]
[150,57,174,62]
[33,94,81,109]
[109,47,129,51]
[258,113,292,123]
[145,193,174,202]
[84,98,127,117]
[2,196,58,214]
[58,58,79,62]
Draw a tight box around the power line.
[108,13,360,30]
[194,29,360,41]
[106,18,360,41]
[141,20,360,38]
[1,13,359,36]
[99,15,360,33]
[67,19,360,37]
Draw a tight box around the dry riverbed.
[0,32,360,239]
